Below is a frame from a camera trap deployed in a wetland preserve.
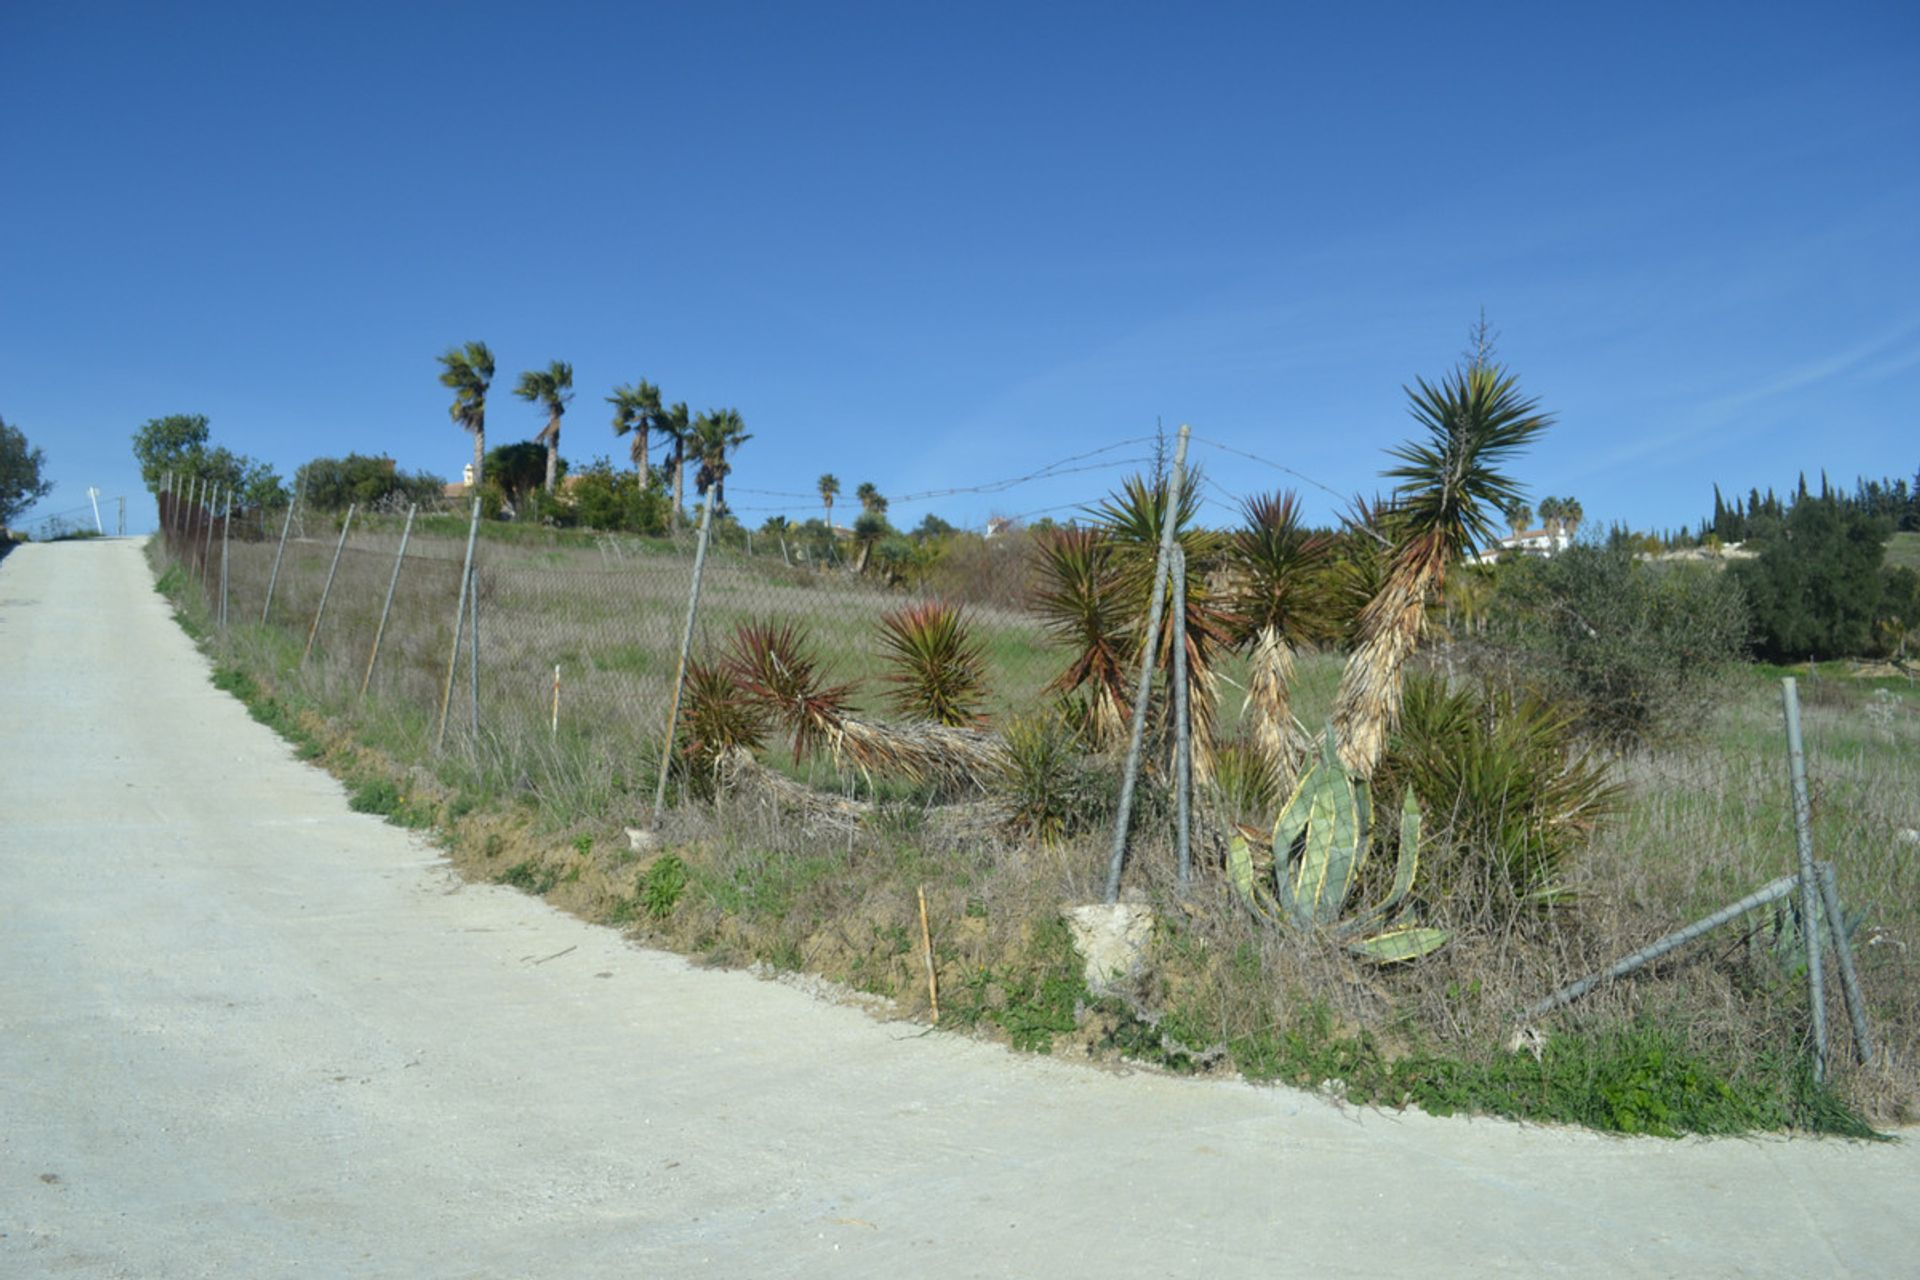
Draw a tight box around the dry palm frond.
[1222,491,1334,785]
[1246,624,1312,785]
[828,716,1009,793]
[717,747,870,831]
[1331,542,1438,778]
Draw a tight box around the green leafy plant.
[641,853,689,919]
[676,655,768,781]
[1382,675,1618,906]
[723,618,855,758]
[1228,727,1449,963]
[877,600,989,725]
[995,709,1106,845]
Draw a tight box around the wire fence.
[149,472,1102,800]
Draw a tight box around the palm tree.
[690,408,751,510]
[1560,496,1584,538]
[514,361,574,494]
[437,341,494,489]
[855,481,884,516]
[1330,362,1552,778]
[818,473,839,528]
[1225,491,1335,784]
[1537,495,1564,537]
[608,380,662,482]
[1504,501,1532,538]
[657,401,692,522]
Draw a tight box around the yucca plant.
[1032,527,1133,746]
[878,600,989,726]
[1222,491,1335,786]
[1380,674,1618,907]
[1209,733,1283,830]
[1228,726,1450,963]
[1092,471,1231,776]
[996,708,1106,845]
[1330,363,1552,779]
[675,655,768,793]
[723,618,857,759]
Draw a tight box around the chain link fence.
[151,472,1093,808]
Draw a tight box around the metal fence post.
[201,483,219,585]
[1522,874,1803,1021]
[1104,424,1190,903]
[359,503,416,698]
[436,498,482,753]
[652,495,716,826]
[1172,543,1192,895]
[302,503,356,666]
[1781,677,1829,1082]
[219,491,231,628]
[467,557,480,741]
[262,490,299,624]
[1817,860,1875,1064]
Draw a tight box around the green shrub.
[640,854,689,919]
[1382,675,1618,906]
[994,709,1107,844]
[1732,497,1892,661]
[1474,545,1747,747]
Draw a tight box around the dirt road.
[3,538,1914,1277]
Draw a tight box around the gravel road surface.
[3,538,1915,1277]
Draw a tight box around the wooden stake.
[551,664,561,738]
[917,884,939,1024]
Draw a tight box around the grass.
[146,519,1915,1138]
[1885,530,1920,571]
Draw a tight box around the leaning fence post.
[435,498,482,753]
[1817,860,1875,1064]
[1521,873,1803,1021]
[1781,677,1829,1082]
[302,503,356,666]
[1172,543,1192,895]
[1104,424,1190,903]
[359,503,417,698]
[262,489,299,624]
[651,495,717,826]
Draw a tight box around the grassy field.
[1886,530,1920,571]
[157,511,1920,1133]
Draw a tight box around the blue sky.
[4,0,1915,537]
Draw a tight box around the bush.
[1382,675,1618,907]
[1732,497,1891,661]
[296,453,444,513]
[1470,546,1748,747]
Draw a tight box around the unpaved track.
[1,538,1914,1278]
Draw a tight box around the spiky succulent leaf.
[1347,925,1451,965]
[1228,834,1280,920]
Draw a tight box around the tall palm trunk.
[542,417,560,494]
[471,423,485,490]
[670,443,685,523]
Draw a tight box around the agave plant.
[1228,726,1450,964]
[1330,364,1551,779]
[878,600,989,726]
